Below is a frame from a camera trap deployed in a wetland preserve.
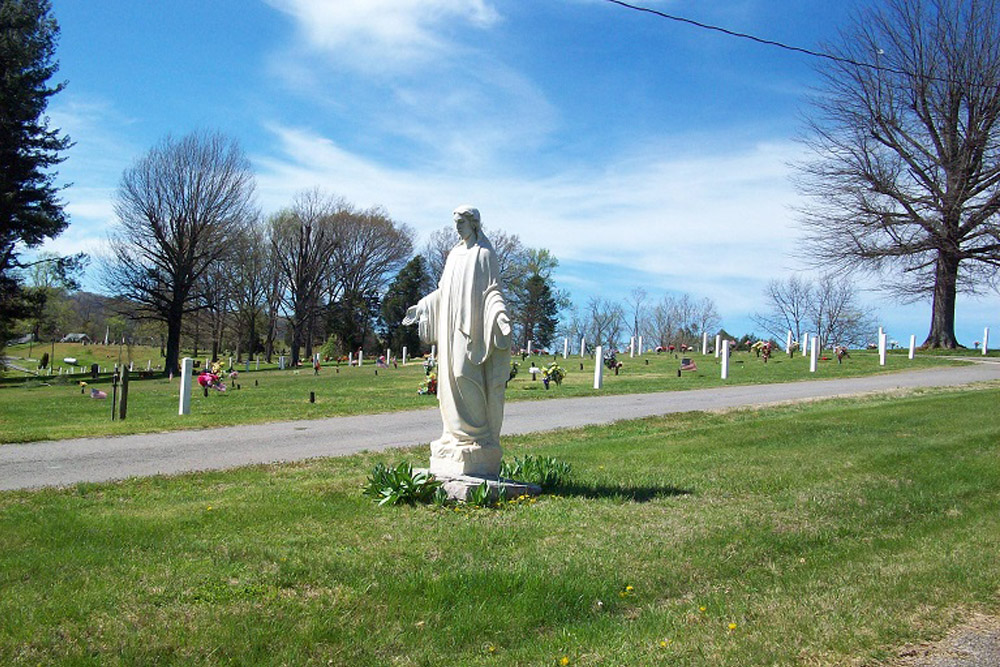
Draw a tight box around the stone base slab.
[418,470,542,502]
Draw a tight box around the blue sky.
[39,0,999,346]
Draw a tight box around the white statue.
[403,205,512,477]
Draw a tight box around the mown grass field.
[0,343,968,443]
[1,386,998,665]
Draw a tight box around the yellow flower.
[699,606,706,613]
[728,622,738,631]
[559,657,570,666]
[625,585,634,592]
[487,644,496,653]
[660,639,671,648]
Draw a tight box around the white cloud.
[255,124,809,299]
[264,0,500,71]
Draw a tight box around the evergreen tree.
[380,255,432,356]
[519,273,559,350]
[0,0,72,354]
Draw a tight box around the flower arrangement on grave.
[418,358,438,395]
[541,361,566,389]
[197,361,227,392]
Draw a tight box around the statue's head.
[453,205,481,239]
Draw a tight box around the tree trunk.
[164,313,183,377]
[923,251,961,348]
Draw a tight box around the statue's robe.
[414,234,511,476]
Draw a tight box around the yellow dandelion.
[728,622,737,631]
[206,506,213,511]
[660,639,671,648]
[487,644,496,653]
[625,585,634,592]
[559,657,570,666]
[699,606,706,612]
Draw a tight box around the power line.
[601,0,905,77]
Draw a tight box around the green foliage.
[362,461,442,506]
[500,454,572,490]
[466,480,492,507]
[320,334,339,361]
[38,352,48,369]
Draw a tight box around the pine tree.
[0,0,72,352]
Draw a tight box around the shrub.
[362,461,442,506]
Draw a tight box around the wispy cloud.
[264,0,500,72]
[254,124,810,313]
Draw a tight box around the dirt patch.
[888,615,1000,667]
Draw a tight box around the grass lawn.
[1,386,998,665]
[0,346,969,443]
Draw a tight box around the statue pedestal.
[429,440,502,478]
[420,470,541,502]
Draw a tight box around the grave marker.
[802,332,809,356]
[714,334,721,358]
[810,336,818,373]
[629,336,635,358]
[593,345,603,389]
[909,335,915,360]
[563,337,568,359]
[580,337,586,357]
[983,327,990,355]
[878,332,887,366]
[786,330,793,355]
[402,346,408,365]
[279,356,286,370]
[702,332,708,355]
[721,340,729,379]
[178,358,193,415]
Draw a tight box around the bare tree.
[327,205,414,353]
[231,219,273,361]
[421,226,455,284]
[584,297,625,351]
[625,287,648,344]
[269,190,342,366]
[104,131,256,375]
[752,275,813,345]
[753,274,876,350]
[798,0,1000,347]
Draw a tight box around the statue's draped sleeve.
[457,243,510,368]
[415,290,439,345]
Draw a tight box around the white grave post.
[786,330,793,355]
[580,337,586,357]
[714,334,721,358]
[638,336,643,356]
[147,359,152,371]
[279,355,286,370]
[983,327,990,355]
[527,340,533,356]
[228,356,233,369]
[386,348,390,364]
[348,352,353,366]
[702,332,708,355]
[629,337,635,358]
[430,345,436,363]
[810,336,818,373]
[563,337,568,359]
[909,335,916,360]
[402,346,408,365]
[593,345,604,389]
[358,350,363,367]
[256,357,260,370]
[802,332,809,357]
[178,357,193,415]
[878,332,887,366]
[721,340,729,379]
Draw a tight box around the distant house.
[7,333,35,345]
[60,333,92,344]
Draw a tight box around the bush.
[362,461,442,506]
[500,455,572,490]
[39,352,49,369]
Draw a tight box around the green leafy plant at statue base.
[362,461,442,506]
[500,454,572,490]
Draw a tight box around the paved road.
[2,362,999,491]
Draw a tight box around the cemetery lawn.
[0,385,998,665]
[0,348,970,443]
